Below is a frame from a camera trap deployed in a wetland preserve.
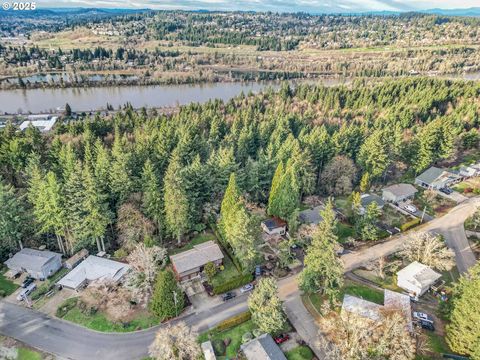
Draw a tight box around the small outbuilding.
[298,206,323,225]
[170,241,224,282]
[382,184,418,203]
[261,217,287,236]
[64,249,89,269]
[57,255,130,290]
[240,333,287,360]
[4,248,62,280]
[396,261,441,298]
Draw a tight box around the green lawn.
[198,320,256,359]
[59,301,158,332]
[336,222,355,243]
[285,346,314,360]
[0,268,18,297]
[211,253,241,287]
[339,280,384,305]
[352,269,403,292]
[17,348,42,360]
[169,232,217,255]
[426,332,450,354]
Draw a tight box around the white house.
[57,255,130,290]
[19,116,58,133]
[4,248,62,280]
[415,167,461,190]
[382,184,418,203]
[459,165,477,178]
[397,261,441,298]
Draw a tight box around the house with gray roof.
[4,248,62,280]
[382,183,418,203]
[57,255,130,290]
[359,193,384,214]
[298,206,323,225]
[240,333,287,360]
[415,167,461,190]
[170,241,224,281]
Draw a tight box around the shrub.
[211,339,226,356]
[400,218,421,232]
[213,273,254,295]
[56,297,78,318]
[0,290,5,298]
[31,283,52,301]
[216,311,251,332]
[114,248,128,259]
[242,332,253,343]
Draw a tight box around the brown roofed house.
[170,241,224,281]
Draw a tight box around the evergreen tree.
[355,201,381,241]
[299,200,344,301]
[248,277,286,335]
[219,173,241,236]
[268,162,300,221]
[0,180,26,252]
[150,270,185,321]
[164,152,190,244]
[446,263,480,359]
[64,160,86,245]
[110,135,133,206]
[142,159,164,240]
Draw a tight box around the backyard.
[168,232,217,255]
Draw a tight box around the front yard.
[56,297,159,332]
[0,268,18,297]
[414,190,456,217]
[210,253,241,288]
[285,345,314,360]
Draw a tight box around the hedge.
[213,273,254,295]
[216,311,251,332]
[400,218,421,232]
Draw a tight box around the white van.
[17,283,36,301]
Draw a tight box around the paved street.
[0,196,478,359]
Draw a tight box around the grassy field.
[17,347,42,360]
[211,253,241,287]
[0,267,18,297]
[336,222,355,243]
[285,346,314,360]
[353,269,403,292]
[59,300,158,332]
[425,331,450,354]
[198,320,256,359]
[339,280,384,305]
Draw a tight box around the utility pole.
[173,291,178,318]
[421,206,427,223]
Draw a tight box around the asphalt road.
[0,196,478,359]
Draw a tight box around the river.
[0,79,348,114]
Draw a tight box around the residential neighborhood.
[1,6,480,360]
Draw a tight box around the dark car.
[419,320,435,331]
[221,292,236,301]
[274,334,290,344]
[255,265,262,277]
[440,187,453,195]
[21,276,34,288]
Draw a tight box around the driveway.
[436,189,468,203]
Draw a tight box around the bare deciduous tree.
[148,322,201,360]
[116,201,155,250]
[124,243,166,304]
[400,232,455,271]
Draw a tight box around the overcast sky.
[39,0,480,13]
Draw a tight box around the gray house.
[170,241,224,281]
[382,184,418,203]
[299,206,323,225]
[5,248,62,280]
[240,334,287,360]
[415,167,461,190]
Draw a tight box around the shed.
[382,184,418,203]
[240,333,287,360]
[170,241,224,281]
[261,217,287,236]
[4,248,62,280]
[397,261,441,297]
[64,249,89,269]
[298,206,323,225]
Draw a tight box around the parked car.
[419,320,435,331]
[255,265,262,277]
[240,284,254,293]
[440,187,453,195]
[17,283,36,301]
[221,292,236,301]
[274,334,290,344]
[21,276,34,289]
[403,204,417,213]
[413,312,434,324]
